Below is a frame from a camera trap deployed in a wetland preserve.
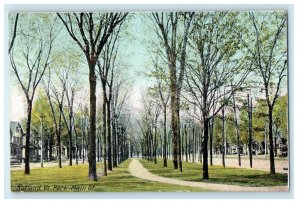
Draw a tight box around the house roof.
[10,121,21,137]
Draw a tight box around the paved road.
[128,159,288,192]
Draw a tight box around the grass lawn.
[139,159,288,187]
[11,159,210,192]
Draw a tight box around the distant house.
[10,121,39,163]
[229,145,245,155]
[10,121,23,163]
[10,121,68,163]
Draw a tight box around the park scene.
[9,11,288,192]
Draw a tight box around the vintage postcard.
[9,11,288,192]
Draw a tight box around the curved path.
[128,159,288,192]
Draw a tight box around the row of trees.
[9,12,133,181]
[9,11,287,182]
[29,84,133,168]
[140,11,287,179]
[139,90,287,164]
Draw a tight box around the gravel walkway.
[128,159,288,192]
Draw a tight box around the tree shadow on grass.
[192,173,288,187]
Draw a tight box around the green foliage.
[212,116,223,151]
[238,104,251,145]
[242,11,287,102]
[252,99,268,142]
[194,12,240,57]
[273,94,288,138]
[30,90,55,143]
[212,112,238,150]
[237,94,287,144]
[185,11,252,123]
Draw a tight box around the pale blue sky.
[9,13,157,121]
[9,11,288,121]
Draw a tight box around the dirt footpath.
[128,159,288,192]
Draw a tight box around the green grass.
[11,159,209,192]
[139,159,288,187]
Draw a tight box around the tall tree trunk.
[149,130,153,162]
[268,106,276,174]
[177,102,182,172]
[57,130,62,168]
[146,132,150,161]
[188,128,191,161]
[170,68,179,169]
[192,123,195,163]
[247,94,253,168]
[57,105,63,169]
[265,124,268,157]
[24,99,32,175]
[163,107,167,167]
[199,128,202,164]
[202,118,209,179]
[209,118,214,166]
[47,139,49,162]
[274,128,278,157]
[154,124,157,164]
[185,125,188,162]
[97,132,100,162]
[122,128,126,161]
[113,117,117,167]
[117,128,121,164]
[45,140,48,162]
[168,133,170,160]
[69,112,73,166]
[107,99,112,171]
[88,64,97,181]
[102,85,108,176]
[160,135,163,159]
[75,129,78,165]
[222,106,226,168]
[176,91,182,171]
[232,92,241,166]
[81,117,85,164]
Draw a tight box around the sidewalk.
[10,159,88,171]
